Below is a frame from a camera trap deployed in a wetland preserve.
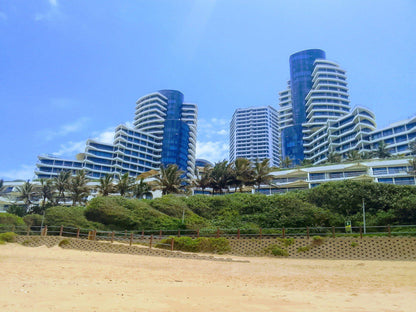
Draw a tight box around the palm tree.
[374,141,391,158]
[0,179,3,191]
[39,178,55,209]
[232,158,254,192]
[327,151,341,163]
[68,170,90,206]
[17,181,35,212]
[360,151,373,160]
[98,174,114,196]
[300,159,313,166]
[253,159,273,191]
[281,156,292,168]
[133,178,151,199]
[193,165,212,194]
[117,172,132,197]
[155,164,184,195]
[209,160,233,194]
[53,170,71,204]
[408,158,416,177]
[347,150,361,161]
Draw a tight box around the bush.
[297,245,311,253]
[0,232,17,243]
[58,239,70,247]
[23,214,44,226]
[6,204,27,217]
[45,206,94,228]
[279,237,295,246]
[264,244,289,257]
[312,236,325,246]
[351,241,359,247]
[0,213,25,226]
[156,236,230,254]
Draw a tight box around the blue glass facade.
[159,90,190,173]
[282,49,326,164]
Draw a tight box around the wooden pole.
[178,229,181,237]
[149,234,153,249]
[359,226,363,239]
[388,225,391,237]
[259,228,262,240]
[44,225,48,236]
[159,230,162,239]
[59,225,63,236]
[111,231,115,243]
[332,226,335,238]
[141,230,144,239]
[27,225,30,236]
[170,237,174,251]
[237,229,240,240]
[130,233,133,246]
[124,230,127,239]
[216,228,220,238]
[76,228,80,239]
[197,229,200,238]
[306,226,310,240]
[282,227,285,239]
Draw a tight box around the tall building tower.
[36,90,197,180]
[279,49,351,165]
[229,106,280,167]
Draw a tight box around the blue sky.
[1,0,416,180]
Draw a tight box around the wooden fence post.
[306,226,310,240]
[59,225,63,236]
[388,225,391,237]
[259,228,262,240]
[141,230,144,240]
[282,227,285,239]
[149,234,153,249]
[170,237,174,251]
[11,225,15,233]
[159,230,162,239]
[178,229,181,237]
[76,228,80,239]
[111,231,115,243]
[216,228,220,238]
[93,230,96,240]
[237,229,240,240]
[124,230,127,239]
[359,226,362,239]
[130,233,133,246]
[27,225,30,236]
[332,226,335,238]
[197,229,200,238]
[44,225,48,236]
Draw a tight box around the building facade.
[230,106,280,167]
[35,90,197,180]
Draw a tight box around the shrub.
[264,244,289,257]
[0,213,25,226]
[312,236,325,246]
[0,232,17,243]
[279,237,295,246]
[297,245,311,253]
[23,214,43,226]
[156,236,230,254]
[58,239,70,247]
[45,206,93,228]
[351,241,359,247]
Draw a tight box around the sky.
[1,0,416,181]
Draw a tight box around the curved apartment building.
[36,90,197,180]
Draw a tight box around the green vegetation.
[351,241,359,247]
[58,239,70,247]
[297,245,311,253]
[2,180,416,233]
[312,236,325,246]
[156,236,230,254]
[264,244,289,257]
[0,232,17,243]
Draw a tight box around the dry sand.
[1,243,416,312]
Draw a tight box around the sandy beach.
[1,243,416,312]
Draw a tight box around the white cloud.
[92,128,115,144]
[0,164,36,181]
[38,117,90,141]
[52,140,86,157]
[196,141,229,163]
[35,0,60,21]
[198,117,229,140]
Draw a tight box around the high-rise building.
[35,90,197,180]
[229,106,280,167]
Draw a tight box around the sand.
[1,243,416,312]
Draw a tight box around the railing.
[1,224,415,242]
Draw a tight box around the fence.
[1,224,416,243]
